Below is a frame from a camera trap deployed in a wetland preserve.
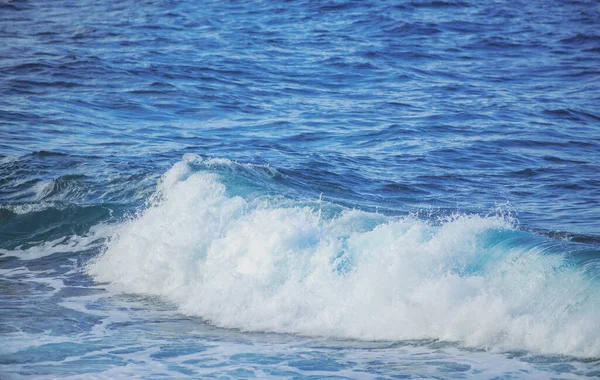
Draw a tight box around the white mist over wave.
[88,156,600,357]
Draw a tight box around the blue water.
[1,0,600,378]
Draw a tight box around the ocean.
[1,0,600,378]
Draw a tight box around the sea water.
[1,0,600,378]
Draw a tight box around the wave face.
[88,156,600,357]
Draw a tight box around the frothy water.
[1,156,599,378]
[89,157,600,357]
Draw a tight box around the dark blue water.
[1,0,600,378]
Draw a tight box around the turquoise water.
[1,0,600,378]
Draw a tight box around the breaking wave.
[88,156,600,357]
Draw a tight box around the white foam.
[0,202,65,215]
[0,223,116,261]
[87,156,600,357]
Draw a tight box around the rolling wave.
[88,156,600,357]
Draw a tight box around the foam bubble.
[87,157,600,357]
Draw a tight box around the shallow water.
[1,0,600,378]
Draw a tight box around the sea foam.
[88,156,600,357]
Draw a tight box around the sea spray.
[88,156,600,357]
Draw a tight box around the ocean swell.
[88,156,600,357]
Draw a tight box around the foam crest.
[0,201,65,215]
[88,158,600,357]
[1,223,115,260]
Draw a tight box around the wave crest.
[87,157,600,357]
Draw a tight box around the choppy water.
[1,0,600,378]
